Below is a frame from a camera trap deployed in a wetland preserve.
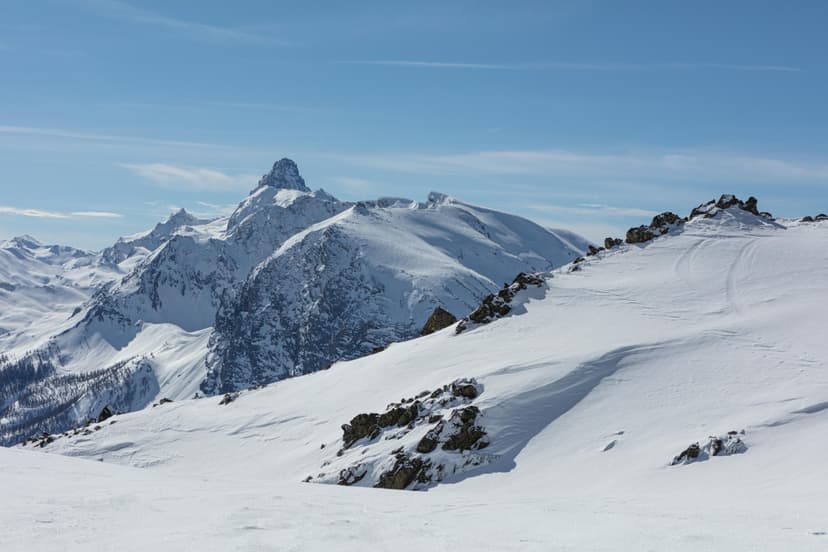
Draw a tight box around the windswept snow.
[6,208,827,550]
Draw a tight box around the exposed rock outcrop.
[420,307,458,336]
[456,272,546,334]
[96,406,114,423]
[310,378,490,490]
[257,158,311,192]
[671,431,747,466]
[626,212,684,244]
[604,237,623,250]
[689,194,767,220]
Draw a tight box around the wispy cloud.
[0,206,122,219]
[78,0,288,46]
[70,211,123,218]
[332,149,828,184]
[341,60,802,73]
[0,207,69,219]
[122,163,256,191]
[0,125,236,151]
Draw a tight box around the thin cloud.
[331,149,828,184]
[122,163,256,191]
[78,0,289,46]
[0,207,69,219]
[342,60,801,73]
[0,206,122,219]
[0,125,235,151]
[71,211,123,218]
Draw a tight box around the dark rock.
[671,443,701,465]
[717,194,740,209]
[342,413,381,448]
[158,398,173,405]
[604,237,623,250]
[218,393,236,405]
[450,380,479,400]
[586,245,602,256]
[573,256,586,264]
[457,272,545,332]
[690,194,769,220]
[96,406,114,423]
[416,435,439,454]
[378,403,419,428]
[338,464,367,486]
[626,211,684,244]
[650,212,683,228]
[420,307,458,336]
[440,406,487,452]
[801,216,815,222]
[625,226,656,244]
[743,196,759,216]
[375,454,429,490]
[816,214,828,221]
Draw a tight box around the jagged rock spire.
[258,158,310,192]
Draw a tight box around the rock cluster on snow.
[307,378,491,490]
[619,194,775,247]
[799,214,828,223]
[626,211,684,244]
[670,430,747,466]
[689,194,763,219]
[420,307,458,336]
[19,405,121,449]
[455,272,546,334]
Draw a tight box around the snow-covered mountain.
[0,159,587,445]
[8,197,828,551]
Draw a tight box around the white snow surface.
[5,212,828,550]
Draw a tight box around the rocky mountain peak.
[258,158,310,192]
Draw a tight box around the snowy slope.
[9,203,827,550]
[0,236,122,349]
[204,192,584,392]
[0,159,586,444]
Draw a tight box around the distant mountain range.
[0,158,588,445]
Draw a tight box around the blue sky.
[1,0,827,248]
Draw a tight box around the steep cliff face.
[202,194,584,393]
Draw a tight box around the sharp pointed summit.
[258,158,310,192]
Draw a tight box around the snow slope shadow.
[443,343,662,484]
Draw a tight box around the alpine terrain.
[3,195,827,550]
[0,159,587,446]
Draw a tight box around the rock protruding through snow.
[456,272,546,333]
[309,378,491,490]
[671,431,747,466]
[420,307,458,336]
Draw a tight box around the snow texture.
[4,200,828,550]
